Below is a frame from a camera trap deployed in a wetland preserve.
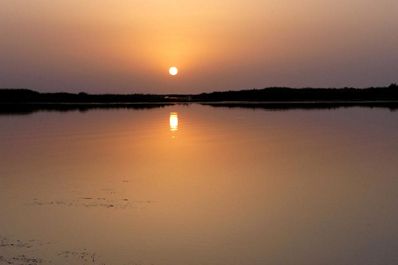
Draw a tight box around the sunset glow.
[1,1,398,264]
[0,1,396,93]
[169,67,178,76]
[169,112,179,131]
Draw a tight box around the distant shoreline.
[0,101,397,115]
[1,85,398,103]
[1,85,397,113]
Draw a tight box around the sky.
[0,0,397,93]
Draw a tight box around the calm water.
[1,105,398,265]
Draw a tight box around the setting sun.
[169,67,178,76]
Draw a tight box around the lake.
[1,104,398,265]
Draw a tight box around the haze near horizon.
[0,0,397,93]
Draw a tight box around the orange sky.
[0,0,397,93]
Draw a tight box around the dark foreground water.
[0,104,398,265]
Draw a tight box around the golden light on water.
[169,112,179,131]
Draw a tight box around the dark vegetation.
[193,84,398,102]
[0,89,167,103]
[202,101,398,111]
[0,103,171,115]
[0,84,397,113]
[1,84,397,103]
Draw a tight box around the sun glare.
[169,67,178,76]
[169,112,179,131]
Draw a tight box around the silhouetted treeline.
[192,84,398,102]
[202,101,398,111]
[0,89,168,103]
[0,84,397,104]
[0,103,172,115]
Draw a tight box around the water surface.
[1,105,398,265]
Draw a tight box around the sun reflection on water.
[169,112,179,132]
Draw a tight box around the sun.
[169,66,178,76]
